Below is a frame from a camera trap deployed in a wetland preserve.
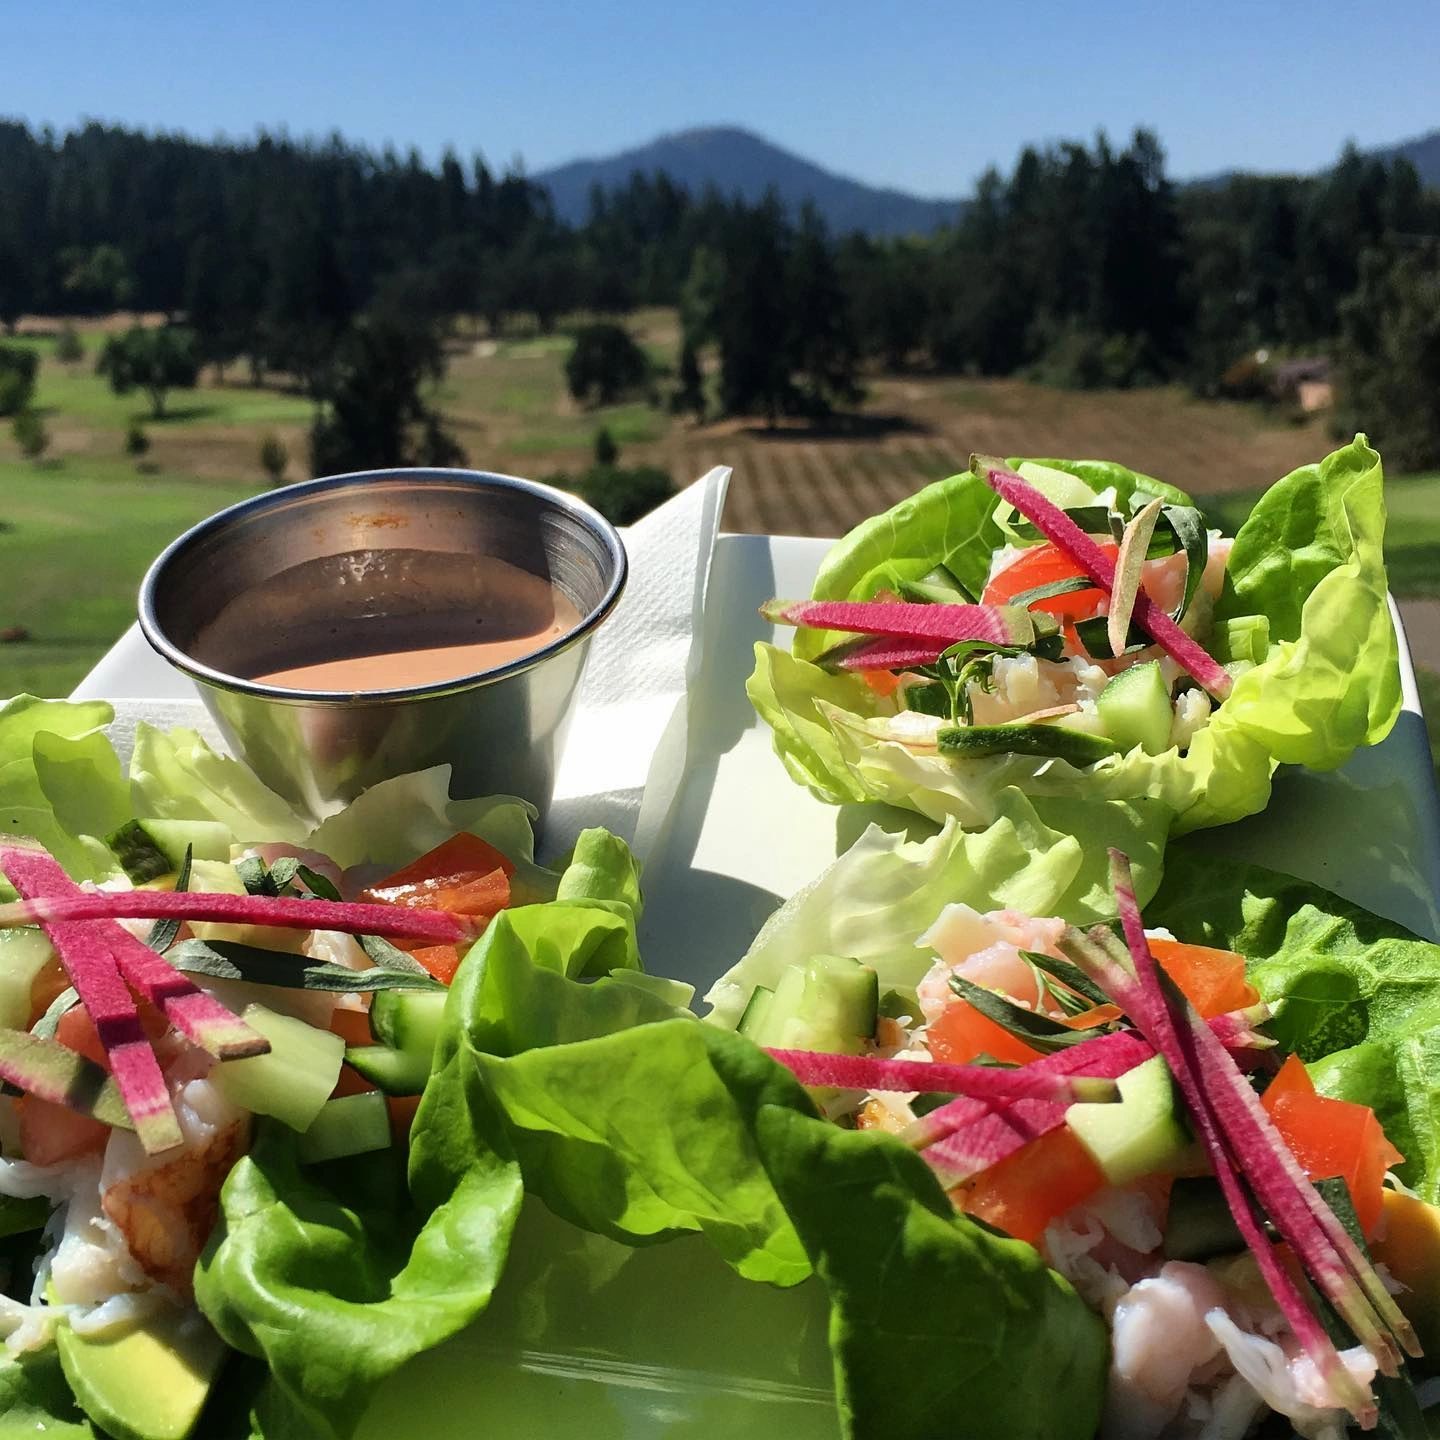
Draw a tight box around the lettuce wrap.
[748,436,1399,844]
[0,699,641,1439]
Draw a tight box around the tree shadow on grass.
[149,403,220,423]
[738,410,934,442]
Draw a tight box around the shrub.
[1028,324,1160,391]
[259,433,289,485]
[12,409,49,462]
[0,345,38,417]
[578,464,674,526]
[54,324,84,365]
[96,326,199,418]
[565,324,650,407]
[124,423,149,457]
[1335,247,1440,471]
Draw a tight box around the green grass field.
[0,459,260,695]
[5,314,1439,707]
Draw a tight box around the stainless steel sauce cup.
[138,468,627,827]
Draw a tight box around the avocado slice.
[55,1300,226,1440]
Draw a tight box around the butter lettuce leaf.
[129,723,309,844]
[305,769,538,872]
[0,696,121,882]
[1150,849,1440,1201]
[755,1107,1108,1440]
[705,791,1169,1026]
[417,901,812,1283]
[194,1119,522,1440]
[751,438,1398,838]
[422,900,1108,1439]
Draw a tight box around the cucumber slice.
[1163,1176,1244,1261]
[348,990,449,1095]
[737,985,775,1038]
[937,723,1118,765]
[0,928,55,1030]
[370,989,447,1053]
[739,957,878,1054]
[1066,1054,1192,1185]
[210,1004,344,1131]
[106,820,232,883]
[755,966,807,1043]
[796,955,879,1051]
[1097,661,1173,756]
[345,1043,429,1096]
[1216,615,1270,666]
[297,1091,391,1164]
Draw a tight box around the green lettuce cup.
[748,435,1399,838]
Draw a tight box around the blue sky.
[9,1,1438,195]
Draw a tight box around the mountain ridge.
[535,123,1440,238]
[534,125,963,238]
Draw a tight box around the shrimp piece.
[916,906,1069,1021]
[100,1072,249,1300]
[1101,1262,1228,1438]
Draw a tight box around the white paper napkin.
[545,465,730,860]
[50,467,731,865]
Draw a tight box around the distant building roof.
[1270,357,1331,388]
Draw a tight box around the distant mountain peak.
[534,126,963,238]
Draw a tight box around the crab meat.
[99,1066,250,1300]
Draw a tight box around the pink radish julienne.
[1109,854,1415,1371]
[1064,920,1370,1416]
[2,848,267,1063]
[761,598,1048,649]
[830,638,951,673]
[1089,850,1415,1419]
[971,458,1233,700]
[10,917,183,1155]
[0,886,473,945]
[764,1047,1119,1105]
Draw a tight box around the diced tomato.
[327,1007,374,1047]
[370,867,510,923]
[367,833,515,891]
[859,668,903,697]
[1150,940,1260,1019]
[927,999,1043,1067]
[360,834,513,965]
[54,1005,110,1070]
[18,1096,109,1166]
[387,1094,422,1145]
[408,944,462,985]
[1262,1054,1402,1237]
[982,541,1115,627]
[962,1127,1107,1245]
